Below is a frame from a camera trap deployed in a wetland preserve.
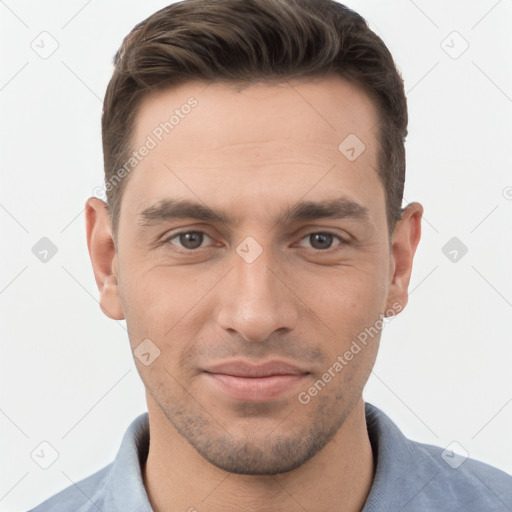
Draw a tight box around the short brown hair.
[102,0,407,240]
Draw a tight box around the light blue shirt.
[28,402,512,511]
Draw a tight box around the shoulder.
[409,439,512,510]
[26,464,112,512]
[364,402,512,511]
[26,412,150,512]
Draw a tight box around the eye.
[296,232,346,251]
[164,231,214,250]
[162,230,347,252]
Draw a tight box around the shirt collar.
[363,402,440,511]
[106,411,153,511]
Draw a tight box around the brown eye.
[297,232,345,251]
[165,231,212,250]
[310,233,334,250]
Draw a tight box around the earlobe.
[85,197,125,320]
[385,202,423,314]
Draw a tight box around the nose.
[215,243,299,342]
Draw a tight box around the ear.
[85,197,125,320]
[385,202,423,315]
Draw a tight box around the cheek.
[118,265,174,345]
[119,262,219,352]
[295,263,388,335]
[119,267,205,395]
[287,265,388,394]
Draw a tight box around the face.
[87,75,421,475]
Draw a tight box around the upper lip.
[204,360,309,378]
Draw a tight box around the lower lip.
[203,372,308,402]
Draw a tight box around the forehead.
[133,75,379,155]
[123,76,384,225]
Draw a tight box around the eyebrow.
[137,196,370,227]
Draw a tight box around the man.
[29,0,512,510]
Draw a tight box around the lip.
[202,360,310,401]
[204,360,309,377]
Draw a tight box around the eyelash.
[161,230,348,253]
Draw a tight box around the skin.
[86,75,422,512]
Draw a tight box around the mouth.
[202,360,310,402]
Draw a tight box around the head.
[87,0,422,475]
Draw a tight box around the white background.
[1,0,511,510]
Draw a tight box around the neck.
[142,397,374,512]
